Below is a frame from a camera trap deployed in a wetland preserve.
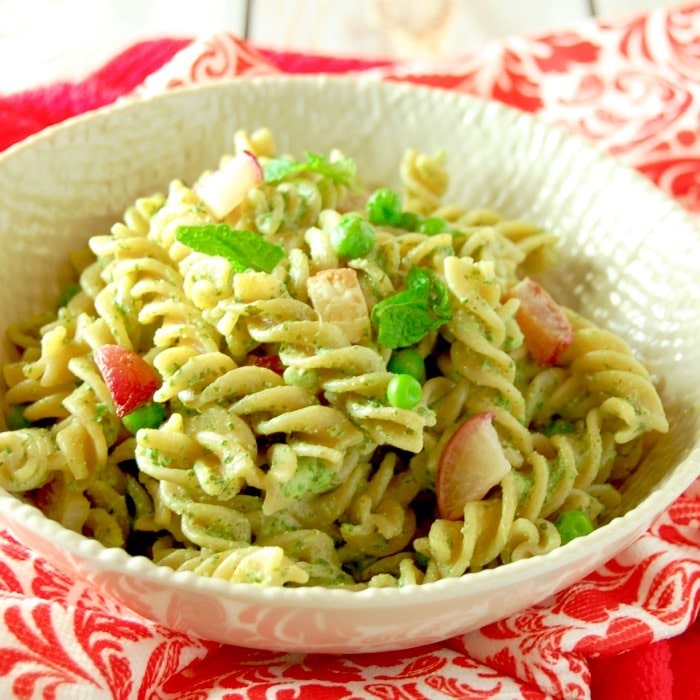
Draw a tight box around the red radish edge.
[505,277,574,366]
[436,412,512,520]
[93,344,161,418]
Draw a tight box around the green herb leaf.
[407,267,452,324]
[261,157,297,183]
[175,224,285,274]
[372,290,433,348]
[263,152,356,187]
[371,266,453,348]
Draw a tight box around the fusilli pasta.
[0,128,668,587]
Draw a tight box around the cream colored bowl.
[0,76,698,653]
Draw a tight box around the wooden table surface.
[0,0,677,94]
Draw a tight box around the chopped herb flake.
[543,418,576,437]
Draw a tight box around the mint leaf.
[263,152,356,187]
[305,152,356,185]
[371,267,453,348]
[408,267,452,324]
[262,157,298,183]
[372,292,434,348]
[175,224,284,274]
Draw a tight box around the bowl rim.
[1,73,699,609]
[5,71,698,218]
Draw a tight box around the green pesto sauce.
[282,458,339,500]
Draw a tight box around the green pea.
[386,374,422,409]
[398,211,422,232]
[555,510,594,545]
[7,404,32,430]
[330,214,375,258]
[387,348,426,384]
[122,402,166,435]
[366,188,403,226]
[417,216,450,236]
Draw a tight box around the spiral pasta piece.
[561,315,669,442]
[526,312,668,444]
[155,544,310,586]
[435,205,559,281]
[442,255,530,463]
[400,148,449,215]
[416,470,520,578]
[341,452,421,566]
[233,127,276,159]
[239,181,325,238]
[0,428,64,492]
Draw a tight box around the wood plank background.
[0,0,679,93]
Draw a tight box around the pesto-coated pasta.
[0,128,668,588]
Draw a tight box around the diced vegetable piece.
[330,213,375,259]
[504,277,573,366]
[388,348,426,383]
[555,509,594,544]
[436,412,511,520]
[386,374,422,409]
[250,353,285,375]
[122,402,166,434]
[307,268,371,343]
[195,150,264,219]
[93,345,162,418]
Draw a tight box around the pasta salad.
[0,129,668,588]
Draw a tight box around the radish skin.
[436,412,511,520]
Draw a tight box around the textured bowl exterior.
[0,76,698,653]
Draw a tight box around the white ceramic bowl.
[0,76,698,654]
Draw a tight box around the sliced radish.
[436,412,511,520]
[505,277,573,366]
[94,345,162,418]
[195,150,264,220]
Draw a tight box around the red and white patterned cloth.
[1,3,699,698]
